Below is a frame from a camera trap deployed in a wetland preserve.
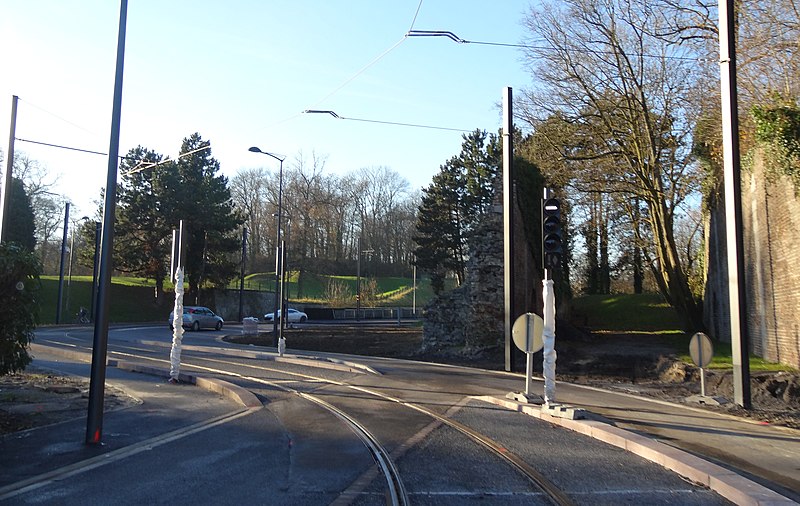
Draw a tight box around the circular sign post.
[689,332,714,397]
[512,312,544,354]
[512,313,544,400]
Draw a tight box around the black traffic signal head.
[542,197,562,270]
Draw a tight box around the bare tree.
[518,0,704,329]
[230,167,273,270]
[4,152,67,272]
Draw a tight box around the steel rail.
[52,339,570,505]
[95,343,408,505]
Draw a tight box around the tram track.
[53,339,575,506]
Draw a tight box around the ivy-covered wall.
[704,104,800,368]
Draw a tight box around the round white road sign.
[689,332,714,367]
[512,312,544,353]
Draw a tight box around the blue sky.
[1,1,534,217]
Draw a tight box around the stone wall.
[422,201,541,354]
[199,289,276,322]
[704,151,800,368]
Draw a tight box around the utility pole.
[0,95,18,243]
[719,0,751,408]
[503,86,518,372]
[56,203,70,324]
[238,227,247,321]
[86,0,128,445]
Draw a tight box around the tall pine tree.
[413,130,501,293]
[92,134,244,300]
[6,177,36,252]
[114,147,172,296]
[163,133,244,299]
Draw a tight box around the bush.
[324,278,353,308]
[0,242,41,375]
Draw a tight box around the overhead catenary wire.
[405,30,708,62]
[16,138,110,157]
[302,110,471,133]
[124,145,212,175]
[300,1,426,116]
[19,97,102,138]
[14,135,211,176]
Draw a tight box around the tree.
[230,167,273,271]
[5,177,36,252]
[112,147,173,297]
[413,130,502,292]
[164,133,245,298]
[0,242,41,375]
[1,150,66,272]
[413,171,462,293]
[518,0,704,329]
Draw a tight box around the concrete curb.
[140,339,382,375]
[114,361,262,409]
[30,343,262,410]
[476,395,796,506]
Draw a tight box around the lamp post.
[56,202,70,324]
[248,146,285,342]
[90,221,100,321]
[65,216,90,321]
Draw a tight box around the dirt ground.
[0,370,140,435]
[2,324,798,435]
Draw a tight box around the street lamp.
[248,146,285,341]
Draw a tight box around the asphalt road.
[9,323,796,504]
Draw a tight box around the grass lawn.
[38,276,175,325]
[36,272,436,325]
[570,293,796,373]
[234,271,437,306]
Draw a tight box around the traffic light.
[542,197,562,271]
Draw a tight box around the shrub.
[0,242,41,375]
[324,278,353,308]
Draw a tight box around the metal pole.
[0,95,18,243]
[356,236,361,321]
[238,227,247,321]
[502,86,518,372]
[719,0,751,409]
[56,203,70,324]
[65,221,75,318]
[273,158,284,341]
[412,264,416,316]
[278,240,286,342]
[90,222,100,321]
[86,0,128,445]
[525,314,533,396]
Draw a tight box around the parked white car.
[263,308,308,323]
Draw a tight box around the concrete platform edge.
[30,343,262,410]
[475,395,797,506]
[114,361,263,409]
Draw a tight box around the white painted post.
[542,278,557,403]
[170,267,184,381]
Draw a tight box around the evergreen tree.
[163,133,245,298]
[91,134,244,300]
[412,130,501,292]
[6,177,36,252]
[113,147,172,296]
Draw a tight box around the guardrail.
[331,307,420,320]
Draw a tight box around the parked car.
[169,306,224,331]
[263,308,308,323]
